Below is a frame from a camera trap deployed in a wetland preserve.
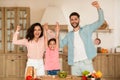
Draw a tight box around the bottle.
[97,47,101,53]
[26,66,34,79]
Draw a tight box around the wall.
[61,0,119,50]
[114,0,120,47]
[0,0,120,51]
[0,0,47,24]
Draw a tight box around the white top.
[74,30,87,62]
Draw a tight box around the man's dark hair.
[26,23,43,41]
[69,12,80,19]
[48,38,56,45]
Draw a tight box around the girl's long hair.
[25,23,43,41]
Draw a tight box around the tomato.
[82,76,87,80]
[26,75,33,80]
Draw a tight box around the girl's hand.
[44,23,48,31]
[16,25,21,32]
[92,1,100,9]
[55,22,60,32]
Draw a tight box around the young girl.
[12,23,45,77]
[44,22,60,75]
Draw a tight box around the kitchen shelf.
[95,29,113,33]
[46,25,68,31]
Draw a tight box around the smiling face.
[48,38,56,50]
[48,41,56,50]
[70,15,80,29]
[33,26,41,39]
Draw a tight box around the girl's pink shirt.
[44,48,60,70]
[12,31,45,59]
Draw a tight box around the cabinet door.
[62,54,71,75]
[6,55,19,77]
[16,7,30,53]
[4,7,17,53]
[0,8,5,53]
[6,54,27,78]
[4,7,30,54]
[93,54,102,71]
[0,54,5,77]
[114,54,120,78]
[101,54,114,77]
[17,54,27,77]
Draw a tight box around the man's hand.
[92,1,100,9]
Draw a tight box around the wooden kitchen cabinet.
[4,7,30,54]
[0,7,29,80]
[93,54,102,71]
[18,54,27,77]
[0,7,30,54]
[101,54,114,78]
[0,54,5,77]
[0,54,27,80]
[5,54,27,79]
[114,54,120,79]
[6,55,19,77]
[93,53,120,80]
[62,54,71,75]
[0,8,5,53]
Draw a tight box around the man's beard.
[71,22,79,28]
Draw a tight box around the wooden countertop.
[36,75,102,80]
[97,53,120,55]
[36,75,81,80]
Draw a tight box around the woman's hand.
[16,25,21,32]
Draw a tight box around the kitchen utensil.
[94,32,101,45]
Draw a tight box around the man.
[60,1,104,76]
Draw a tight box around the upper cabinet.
[0,7,5,53]
[0,7,30,54]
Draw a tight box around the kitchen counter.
[36,75,81,80]
[36,75,104,80]
[97,52,120,55]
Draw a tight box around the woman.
[12,23,45,78]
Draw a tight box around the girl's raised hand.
[55,22,60,32]
[44,23,48,31]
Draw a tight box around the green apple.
[58,71,67,78]
[82,70,90,76]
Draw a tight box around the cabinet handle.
[106,55,109,57]
[18,56,21,58]
[11,59,14,61]
[92,58,96,62]
[66,59,68,62]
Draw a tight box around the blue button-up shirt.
[60,8,104,65]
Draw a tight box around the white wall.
[0,0,120,50]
